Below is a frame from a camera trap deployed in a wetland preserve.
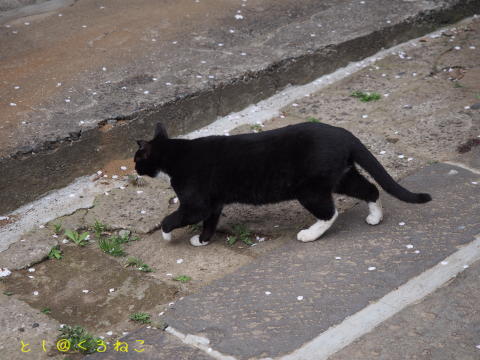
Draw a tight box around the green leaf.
[173,275,191,283]
[64,230,75,241]
[226,236,237,246]
[48,246,63,260]
[129,312,151,324]
[351,91,381,102]
[241,237,254,246]
[79,232,89,242]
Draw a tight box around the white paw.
[366,200,383,225]
[366,214,382,225]
[190,235,209,247]
[162,231,172,241]
[297,229,317,242]
[297,210,338,242]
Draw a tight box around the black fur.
[134,122,431,244]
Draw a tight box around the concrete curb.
[2,0,480,214]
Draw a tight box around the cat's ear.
[154,123,168,139]
[136,140,148,149]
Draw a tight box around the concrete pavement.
[2,0,480,213]
[330,256,480,360]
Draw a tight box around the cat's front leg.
[162,230,172,241]
[190,206,223,247]
[160,205,207,242]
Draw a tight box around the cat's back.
[188,122,353,169]
[192,122,348,146]
[216,122,352,152]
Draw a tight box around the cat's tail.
[352,140,432,204]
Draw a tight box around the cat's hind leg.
[190,205,223,247]
[297,189,338,242]
[334,166,383,225]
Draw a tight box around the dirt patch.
[3,246,178,335]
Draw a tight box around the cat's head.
[134,123,168,177]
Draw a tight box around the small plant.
[129,312,151,324]
[48,246,63,260]
[126,257,153,272]
[226,224,254,246]
[53,223,63,235]
[453,82,464,88]
[98,237,125,257]
[41,307,52,314]
[173,275,192,283]
[250,124,263,132]
[92,220,107,238]
[64,229,89,246]
[98,231,139,257]
[115,233,130,244]
[476,93,480,100]
[188,223,202,233]
[3,291,13,296]
[307,117,320,123]
[57,325,101,354]
[112,231,138,244]
[128,174,146,187]
[351,91,381,102]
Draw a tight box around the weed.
[351,91,381,102]
[173,275,192,283]
[92,220,107,238]
[53,223,63,235]
[58,325,101,354]
[226,236,237,246]
[114,233,130,244]
[98,237,125,257]
[250,124,263,132]
[64,229,89,246]
[112,231,138,244]
[126,257,153,272]
[307,117,320,123]
[48,246,63,260]
[129,234,140,242]
[476,93,480,100]
[453,82,464,88]
[3,291,13,296]
[188,223,202,233]
[128,174,146,187]
[226,224,254,246]
[129,312,151,324]
[41,307,52,314]
[98,231,138,257]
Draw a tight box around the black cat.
[134,122,431,246]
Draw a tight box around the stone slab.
[330,258,480,360]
